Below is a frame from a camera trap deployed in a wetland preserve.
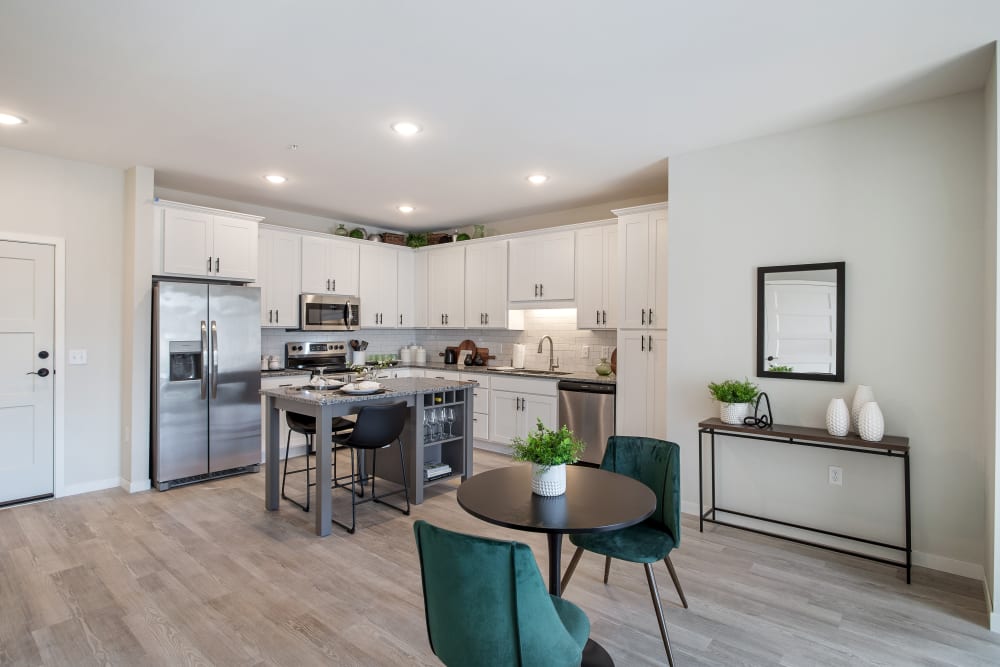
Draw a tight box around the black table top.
[457,465,656,535]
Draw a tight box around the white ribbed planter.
[531,463,566,496]
[858,402,885,442]
[826,398,850,437]
[720,402,751,425]
[851,385,875,432]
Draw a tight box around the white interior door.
[0,241,54,504]
[764,281,837,373]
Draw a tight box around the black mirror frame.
[756,261,845,383]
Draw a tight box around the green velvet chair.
[561,436,687,666]
[413,520,590,667]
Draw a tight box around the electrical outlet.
[580,345,590,358]
[68,349,88,365]
[828,466,843,486]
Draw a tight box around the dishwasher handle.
[557,380,616,395]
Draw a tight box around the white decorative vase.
[531,463,566,496]
[851,385,875,432]
[825,398,850,437]
[858,402,885,442]
[720,402,750,425]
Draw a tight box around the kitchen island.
[262,377,474,536]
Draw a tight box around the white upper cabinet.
[465,240,508,328]
[412,250,429,328]
[157,202,261,281]
[359,244,398,328]
[257,228,301,328]
[575,224,617,329]
[617,204,667,329]
[397,249,415,328]
[426,245,465,328]
[300,235,359,296]
[508,231,575,304]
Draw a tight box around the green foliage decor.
[707,378,759,404]
[769,365,793,372]
[405,232,428,248]
[511,419,585,470]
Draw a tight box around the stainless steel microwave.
[300,294,360,331]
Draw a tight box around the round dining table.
[457,465,656,665]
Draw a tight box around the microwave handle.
[345,300,352,329]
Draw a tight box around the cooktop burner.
[285,341,350,373]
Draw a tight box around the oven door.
[299,295,360,331]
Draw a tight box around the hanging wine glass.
[444,407,455,438]
[427,409,439,441]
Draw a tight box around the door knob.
[27,368,50,377]
[38,350,49,359]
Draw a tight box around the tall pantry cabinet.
[614,203,668,439]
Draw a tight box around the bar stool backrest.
[344,401,408,449]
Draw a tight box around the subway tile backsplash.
[261,308,617,372]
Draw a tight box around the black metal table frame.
[698,424,911,584]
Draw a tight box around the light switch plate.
[580,345,589,358]
[68,349,88,365]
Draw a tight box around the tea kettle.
[443,348,458,364]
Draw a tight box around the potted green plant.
[708,378,759,425]
[510,419,585,496]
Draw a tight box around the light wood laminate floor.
[1,450,998,666]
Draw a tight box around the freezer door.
[154,282,210,483]
[208,284,262,473]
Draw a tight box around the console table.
[697,418,911,583]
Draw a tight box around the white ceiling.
[0,1,997,230]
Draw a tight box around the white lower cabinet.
[615,330,667,438]
[260,374,310,462]
[489,376,558,445]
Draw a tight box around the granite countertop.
[261,377,474,406]
[261,363,615,385]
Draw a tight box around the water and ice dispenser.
[168,341,202,381]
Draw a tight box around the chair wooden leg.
[664,555,688,609]
[560,547,585,592]
[643,562,675,667]
[603,556,612,584]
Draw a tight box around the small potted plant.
[511,419,585,496]
[708,378,760,425]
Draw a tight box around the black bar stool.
[331,401,410,534]
[281,412,355,512]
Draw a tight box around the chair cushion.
[569,522,676,563]
[549,595,590,651]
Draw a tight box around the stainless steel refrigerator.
[152,281,261,490]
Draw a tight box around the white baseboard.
[61,477,120,497]
[119,477,151,493]
[474,440,512,456]
[681,502,985,581]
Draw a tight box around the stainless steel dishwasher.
[558,380,616,466]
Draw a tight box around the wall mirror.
[756,261,845,382]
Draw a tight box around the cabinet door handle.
[649,308,654,325]
[400,314,403,326]
[539,283,543,297]
[485,313,489,325]
[276,309,279,323]
[268,309,273,323]
[516,397,521,411]
[648,335,653,351]
[596,310,600,325]
[641,308,646,325]
[534,284,539,297]
[602,310,606,325]
[215,257,220,273]
[207,257,212,272]
[641,335,645,352]
[445,314,449,325]
[333,279,336,292]
[327,279,331,291]
[441,314,444,325]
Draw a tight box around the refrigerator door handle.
[210,320,219,399]
[200,320,209,400]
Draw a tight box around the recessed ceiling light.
[0,113,26,126]
[527,174,549,185]
[391,121,421,136]
[264,174,287,184]
[397,205,415,214]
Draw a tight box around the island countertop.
[260,376,474,406]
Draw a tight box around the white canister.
[400,347,412,363]
[353,351,366,366]
[512,343,526,369]
[268,355,282,370]
[415,347,427,363]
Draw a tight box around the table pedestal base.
[583,638,614,666]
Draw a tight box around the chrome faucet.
[537,335,559,372]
